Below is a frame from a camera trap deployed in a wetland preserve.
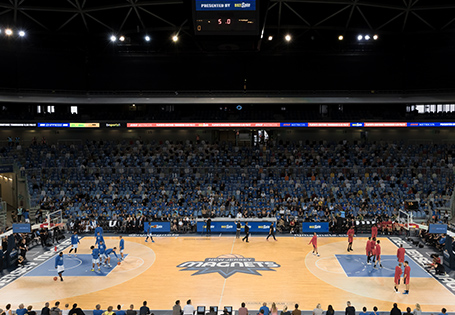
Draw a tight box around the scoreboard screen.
[193,0,259,35]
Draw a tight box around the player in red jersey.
[394,263,402,293]
[347,227,355,252]
[371,224,378,239]
[373,239,382,268]
[370,238,377,264]
[309,232,319,256]
[403,261,411,294]
[366,237,372,264]
[397,244,406,263]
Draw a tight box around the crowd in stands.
[1,138,453,235]
[0,301,450,315]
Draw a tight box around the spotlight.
[364,35,371,40]
[373,34,379,40]
[338,35,344,41]
[172,35,178,42]
[18,30,25,37]
[268,35,273,41]
[145,35,151,42]
[357,35,363,41]
[285,34,291,42]
[110,35,117,42]
[119,35,125,42]
[5,29,13,36]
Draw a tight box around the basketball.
[117,261,121,265]
[53,277,58,281]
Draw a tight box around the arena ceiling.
[1,0,455,53]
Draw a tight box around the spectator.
[62,304,70,315]
[16,304,27,315]
[173,301,182,315]
[41,303,50,315]
[260,303,270,315]
[0,309,4,315]
[271,303,278,315]
[5,304,12,315]
[345,302,355,315]
[390,303,401,315]
[292,304,301,315]
[50,302,62,315]
[116,305,126,315]
[372,307,379,315]
[0,245,4,274]
[139,302,150,315]
[103,306,114,315]
[359,307,368,315]
[413,304,422,315]
[439,309,447,315]
[238,303,248,315]
[404,307,412,315]
[126,305,136,315]
[326,306,334,315]
[26,306,36,315]
[19,239,27,260]
[313,304,323,315]
[68,304,84,315]
[93,305,103,315]
[183,300,194,315]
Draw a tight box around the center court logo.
[177,254,280,278]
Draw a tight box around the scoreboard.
[192,0,259,35]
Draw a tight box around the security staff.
[242,222,250,243]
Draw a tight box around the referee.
[242,221,250,243]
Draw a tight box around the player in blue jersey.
[94,224,103,237]
[68,231,80,256]
[95,233,104,246]
[103,247,118,267]
[98,240,107,266]
[90,245,101,271]
[119,235,125,261]
[145,224,154,243]
[55,252,64,281]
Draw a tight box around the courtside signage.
[196,221,273,233]
[301,222,329,233]
[144,222,171,233]
[389,237,455,294]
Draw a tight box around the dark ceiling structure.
[1,0,455,53]
[1,0,455,92]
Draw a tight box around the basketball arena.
[1,0,455,314]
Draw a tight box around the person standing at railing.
[17,206,23,222]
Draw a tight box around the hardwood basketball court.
[1,236,453,312]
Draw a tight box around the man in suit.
[242,222,250,243]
